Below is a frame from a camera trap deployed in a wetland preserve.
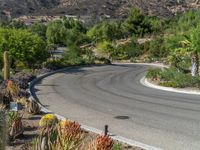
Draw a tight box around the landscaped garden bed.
[146,67,200,89]
[0,68,143,150]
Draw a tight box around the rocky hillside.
[0,0,200,20]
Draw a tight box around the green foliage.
[149,17,167,34]
[7,111,21,127]
[0,52,3,69]
[97,40,115,56]
[64,45,83,65]
[44,60,66,70]
[29,23,47,39]
[147,68,200,88]
[46,20,67,45]
[169,10,200,34]
[146,68,162,79]
[7,20,27,29]
[139,37,167,58]
[114,38,140,60]
[0,28,48,68]
[46,18,88,47]
[122,8,151,37]
[65,28,90,46]
[87,21,124,42]
[112,143,122,150]
[63,17,87,33]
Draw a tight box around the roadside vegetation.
[1,6,200,150]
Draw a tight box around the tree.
[180,26,200,76]
[87,21,123,42]
[29,23,47,39]
[123,8,151,37]
[0,28,48,68]
[46,20,67,45]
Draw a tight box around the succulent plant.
[39,114,58,128]
[56,121,83,150]
[88,135,114,150]
[32,123,59,150]
[3,51,10,80]
[6,80,19,98]
[8,112,24,140]
[27,100,41,115]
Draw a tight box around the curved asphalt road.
[34,64,200,150]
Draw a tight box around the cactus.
[0,111,6,150]
[39,114,58,128]
[3,51,10,80]
[27,100,41,115]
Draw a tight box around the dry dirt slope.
[0,0,200,20]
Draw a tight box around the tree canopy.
[0,28,48,68]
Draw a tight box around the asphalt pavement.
[34,64,200,150]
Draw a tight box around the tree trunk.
[191,51,199,76]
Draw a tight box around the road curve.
[34,64,200,150]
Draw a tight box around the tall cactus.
[3,51,10,80]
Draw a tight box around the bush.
[44,60,66,70]
[146,68,162,79]
[0,52,3,69]
[114,41,140,60]
[147,67,200,88]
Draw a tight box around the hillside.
[0,0,200,20]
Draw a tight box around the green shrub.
[44,60,66,70]
[112,143,122,150]
[114,42,140,60]
[0,52,3,69]
[146,68,162,79]
[159,81,180,88]
[148,67,200,88]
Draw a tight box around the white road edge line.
[28,65,164,150]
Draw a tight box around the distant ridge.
[0,0,200,20]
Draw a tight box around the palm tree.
[181,26,200,76]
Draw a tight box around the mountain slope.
[0,0,200,20]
